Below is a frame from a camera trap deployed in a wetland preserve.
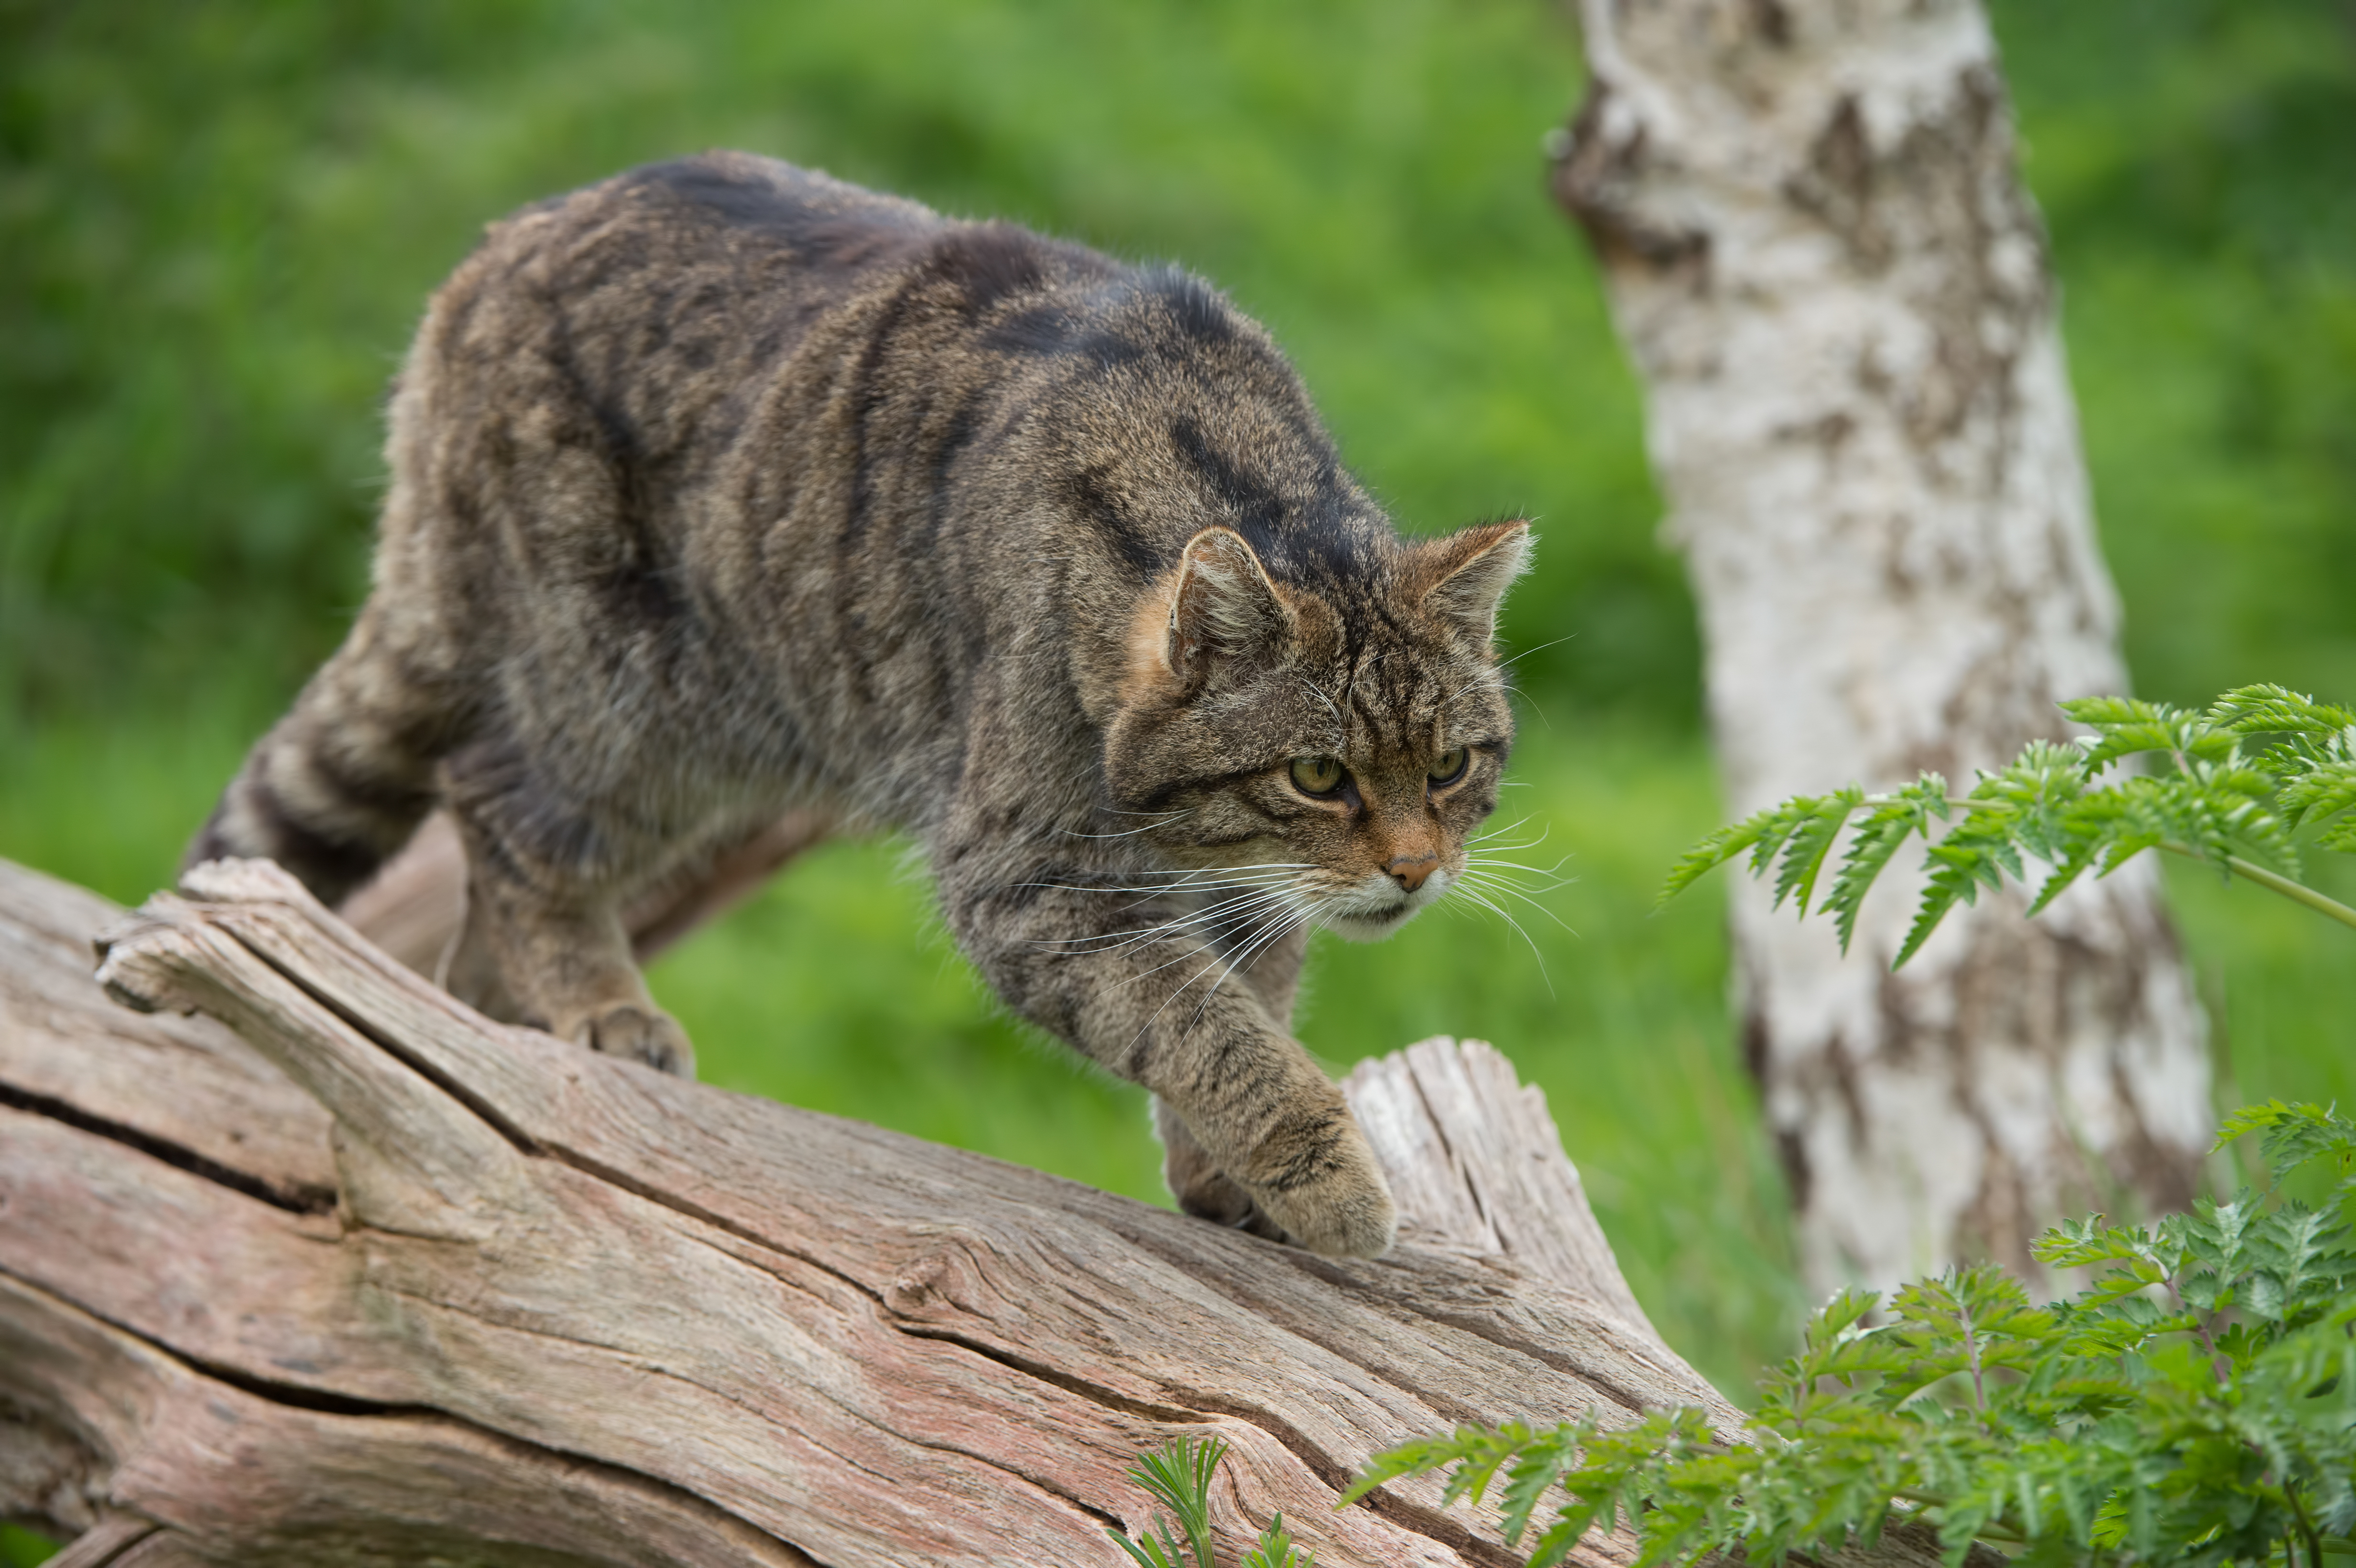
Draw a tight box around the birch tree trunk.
[1551,0,2214,1292]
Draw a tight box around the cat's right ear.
[1165,526,1290,690]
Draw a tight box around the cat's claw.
[573,1003,697,1078]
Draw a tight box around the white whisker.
[1184,904,1317,1033]
[1038,885,1304,958]
[1453,871,1578,937]
[1449,884,1555,996]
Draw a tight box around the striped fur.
[190,153,1532,1257]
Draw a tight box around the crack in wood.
[2,1263,827,1567]
[891,1322,1217,1427]
[0,1078,334,1215]
[216,915,549,1161]
[7,860,1804,1565]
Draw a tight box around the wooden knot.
[883,1251,953,1316]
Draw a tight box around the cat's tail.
[186,608,462,906]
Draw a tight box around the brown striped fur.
[190,153,1531,1258]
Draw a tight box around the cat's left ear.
[1413,521,1533,651]
[1165,526,1293,690]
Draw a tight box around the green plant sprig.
[1110,1435,1317,1568]
[1659,685,2356,966]
[1343,1101,2356,1568]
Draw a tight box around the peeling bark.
[1554,0,2211,1291]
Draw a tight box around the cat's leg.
[949,860,1394,1258]
[1150,919,1316,1234]
[187,602,462,904]
[1152,1095,1283,1238]
[438,744,695,1077]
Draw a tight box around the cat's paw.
[1250,1122,1397,1260]
[1170,1163,1289,1241]
[570,1002,697,1078]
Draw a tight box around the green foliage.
[1112,1436,1226,1568]
[1110,1436,1316,1568]
[1348,1102,2356,1568]
[0,1525,55,1568]
[1663,686,2356,966]
[0,0,1690,727]
[1242,1510,1315,1568]
[1994,0,2356,714]
[4,0,2353,1447]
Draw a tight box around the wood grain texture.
[0,854,1941,1567]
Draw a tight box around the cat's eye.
[1428,748,1469,786]
[1289,755,1345,796]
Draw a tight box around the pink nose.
[1387,854,1438,893]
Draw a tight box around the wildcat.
[189,152,1530,1259]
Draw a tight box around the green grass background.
[3,3,2352,1555]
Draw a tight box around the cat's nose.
[1386,853,1439,893]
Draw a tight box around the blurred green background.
[2,4,2352,1551]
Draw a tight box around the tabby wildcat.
[190,152,1530,1259]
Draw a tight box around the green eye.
[1429,748,1469,785]
[1289,755,1345,795]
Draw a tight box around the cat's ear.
[1414,521,1533,651]
[1167,526,1291,687]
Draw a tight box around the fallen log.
[0,855,1938,1567]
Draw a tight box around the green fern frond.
[1111,1437,1228,1568]
[1656,811,1773,906]
[1772,787,1863,915]
[1657,795,1826,907]
[2277,762,2356,830]
[1353,1105,2356,1568]
[1822,778,1946,952]
[2060,695,2232,771]
[1662,686,2356,963]
[2205,682,2356,736]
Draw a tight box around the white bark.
[1554,0,2213,1291]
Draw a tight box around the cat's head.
[1103,520,1531,942]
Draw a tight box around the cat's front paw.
[1248,1118,1397,1260]
[569,1002,697,1078]
[1170,1159,1290,1241]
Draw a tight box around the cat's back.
[409,154,949,428]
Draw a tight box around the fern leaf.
[1496,1427,1581,1546]
[1657,803,1789,906]
[2279,759,2356,832]
[2206,683,2356,736]
[1893,861,1974,968]
[1333,1433,1460,1507]
[1774,787,1864,915]
[1522,1514,1591,1568]
[1823,779,1946,953]
[2061,696,2223,770]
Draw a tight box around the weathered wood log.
[0,855,1943,1567]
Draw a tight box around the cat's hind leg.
[187,605,462,905]
[438,749,696,1078]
